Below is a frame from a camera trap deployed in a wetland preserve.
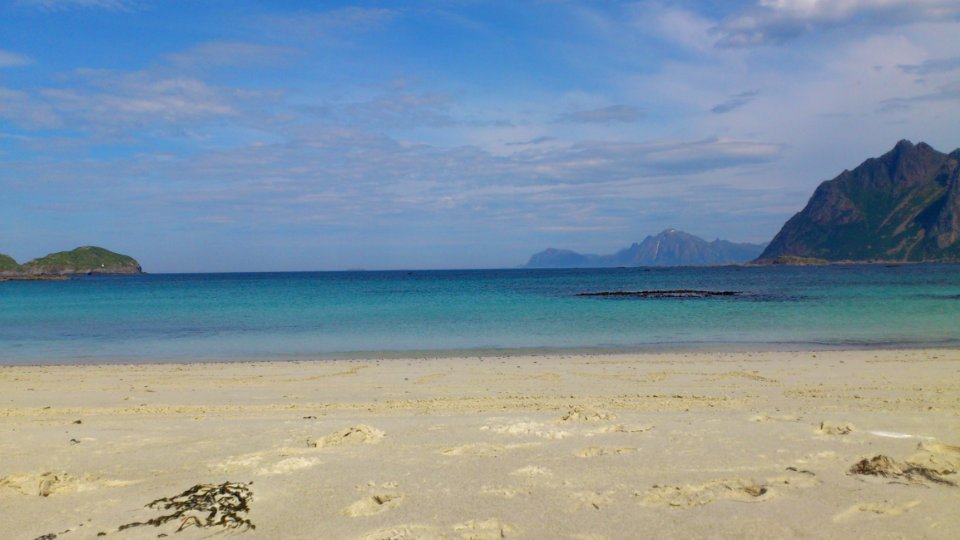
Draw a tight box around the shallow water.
[2,265,959,364]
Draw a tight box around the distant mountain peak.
[758,140,960,263]
[525,230,766,268]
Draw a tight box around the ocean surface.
[2,265,959,365]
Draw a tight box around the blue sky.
[1,0,958,271]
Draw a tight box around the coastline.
[2,349,958,539]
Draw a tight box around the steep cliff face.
[758,140,960,262]
[525,229,766,268]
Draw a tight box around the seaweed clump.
[118,482,255,533]
[849,455,956,486]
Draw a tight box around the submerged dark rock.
[576,289,741,298]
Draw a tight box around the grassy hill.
[0,253,22,273]
[21,246,142,275]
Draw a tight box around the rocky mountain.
[758,140,960,262]
[525,229,767,268]
[0,246,143,279]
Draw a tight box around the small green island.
[0,246,143,281]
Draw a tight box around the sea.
[1,265,959,365]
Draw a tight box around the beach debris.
[848,455,956,486]
[819,421,854,435]
[117,481,255,533]
[576,289,740,298]
[72,419,82,424]
[308,424,385,448]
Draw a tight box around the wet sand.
[1,349,958,539]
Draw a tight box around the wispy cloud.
[0,69,278,135]
[878,81,960,112]
[715,0,960,48]
[555,104,643,124]
[165,41,297,70]
[262,7,398,41]
[898,56,960,76]
[0,50,32,68]
[711,90,759,114]
[505,136,556,147]
[309,92,455,129]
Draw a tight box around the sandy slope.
[1,349,958,539]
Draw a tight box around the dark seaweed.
[117,482,254,533]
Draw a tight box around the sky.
[1,0,958,272]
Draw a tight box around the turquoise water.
[1,265,959,364]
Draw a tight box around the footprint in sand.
[211,453,265,473]
[440,442,539,457]
[559,406,617,423]
[0,472,130,497]
[308,424,385,448]
[481,421,571,440]
[452,518,520,539]
[570,490,615,511]
[636,478,772,507]
[832,500,922,522]
[766,468,820,489]
[360,524,442,540]
[750,414,799,423]
[586,424,654,436]
[575,447,637,458]
[257,456,322,476]
[342,493,405,517]
[511,465,553,477]
[818,421,855,435]
[907,441,960,475]
[480,486,524,499]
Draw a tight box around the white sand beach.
[2,349,959,539]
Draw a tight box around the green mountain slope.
[758,140,960,262]
[21,246,143,275]
[0,253,22,273]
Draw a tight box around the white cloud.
[0,50,32,68]
[165,41,297,69]
[716,0,960,47]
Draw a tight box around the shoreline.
[6,340,960,368]
[2,349,958,539]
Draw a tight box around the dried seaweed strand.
[118,482,255,533]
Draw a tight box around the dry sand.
[1,349,959,539]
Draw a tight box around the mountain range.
[758,140,960,262]
[525,229,767,268]
[527,140,960,268]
